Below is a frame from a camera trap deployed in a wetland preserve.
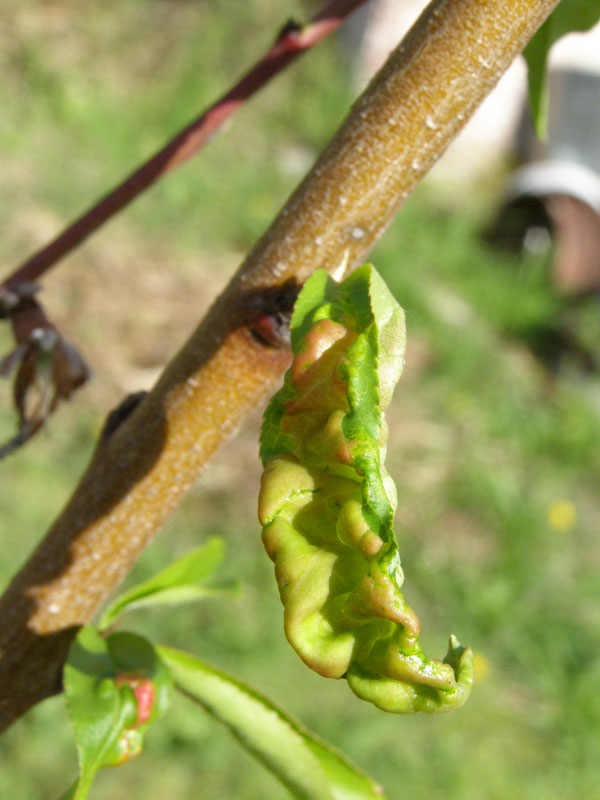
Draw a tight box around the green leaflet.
[159,647,384,800]
[98,537,235,630]
[259,265,473,713]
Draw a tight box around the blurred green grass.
[1,2,600,799]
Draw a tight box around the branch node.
[0,282,41,319]
[99,391,149,445]
[276,19,304,47]
[246,279,300,349]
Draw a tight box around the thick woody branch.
[0,0,559,730]
[1,0,368,292]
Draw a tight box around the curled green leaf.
[258,265,473,714]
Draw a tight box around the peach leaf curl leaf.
[258,265,473,714]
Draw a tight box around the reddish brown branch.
[1,0,367,292]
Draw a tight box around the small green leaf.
[159,646,384,800]
[102,581,236,621]
[524,0,600,136]
[64,627,173,800]
[98,537,227,629]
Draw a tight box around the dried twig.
[0,0,368,292]
[0,290,90,459]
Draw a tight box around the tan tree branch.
[0,0,559,731]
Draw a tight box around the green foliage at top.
[259,266,473,713]
[524,0,600,135]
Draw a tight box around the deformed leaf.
[159,646,384,800]
[524,0,600,136]
[64,627,172,800]
[258,265,474,714]
[98,537,230,629]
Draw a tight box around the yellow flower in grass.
[547,500,577,533]
[472,651,490,682]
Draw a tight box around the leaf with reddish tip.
[64,627,172,800]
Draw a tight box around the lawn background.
[1,2,599,798]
